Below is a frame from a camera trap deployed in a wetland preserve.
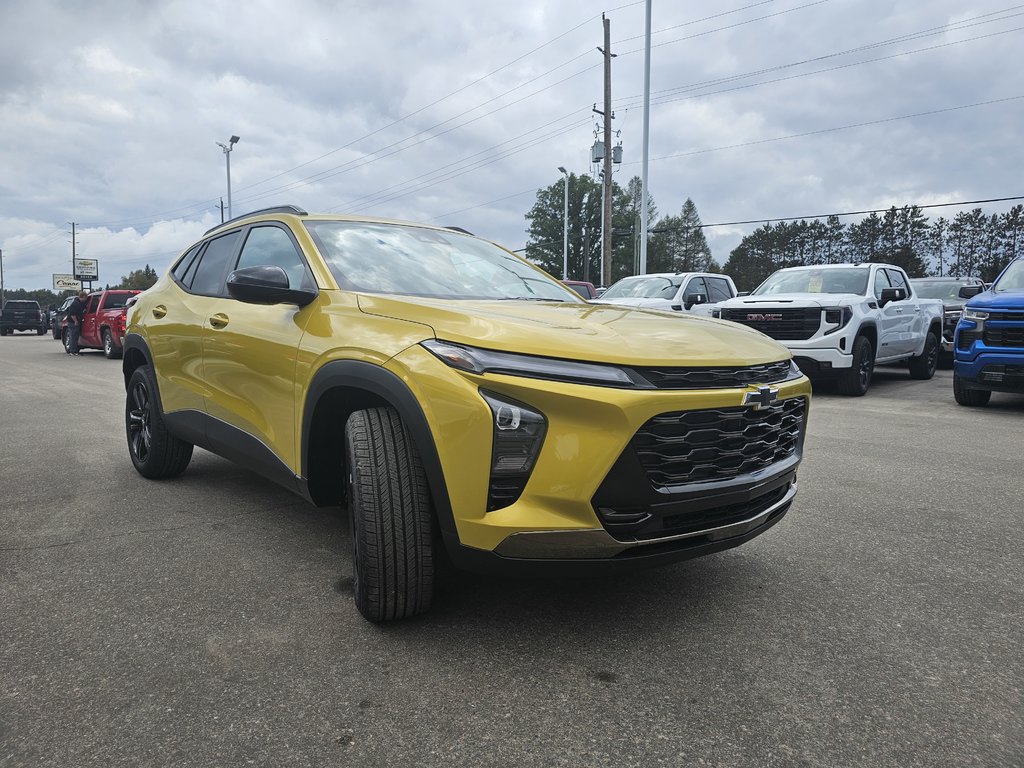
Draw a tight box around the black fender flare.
[301,360,456,538]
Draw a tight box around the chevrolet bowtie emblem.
[744,386,779,410]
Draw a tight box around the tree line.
[524,173,718,285]
[1,266,159,309]
[722,205,1024,291]
[522,174,1023,290]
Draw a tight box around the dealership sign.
[53,274,82,291]
[74,258,99,281]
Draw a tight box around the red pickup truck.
[61,290,140,358]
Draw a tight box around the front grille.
[487,477,527,512]
[634,360,791,389]
[720,308,820,340]
[983,327,1024,347]
[991,312,1024,322]
[632,397,806,489]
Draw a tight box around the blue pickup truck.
[953,256,1024,406]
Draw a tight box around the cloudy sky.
[1,0,1021,290]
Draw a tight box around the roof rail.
[444,225,474,235]
[204,205,308,235]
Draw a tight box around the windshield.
[912,281,971,300]
[753,267,869,295]
[601,276,681,300]
[993,259,1024,292]
[305,222,578,302]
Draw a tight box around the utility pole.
[70,221,76,275]
[639,0,652,275]
[599,14,615,288]
[1,248,5,309]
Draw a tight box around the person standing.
[66,290,88,355]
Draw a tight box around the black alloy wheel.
[126,365,193,478]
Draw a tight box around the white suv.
[593,272,737,315]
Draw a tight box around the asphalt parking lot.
[1,334,1021,768]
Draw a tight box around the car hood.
[966,291,1024,311]
[356,295,789,366]
[719,293,865,309]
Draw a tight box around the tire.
[837,335,874,396]
[62,329,71,353]
[345,407,435,622]
[52,325,60,340]
[37,326,46,336]
[125,365,193,478]
[103,329,121,359]
[953,372,991,407]
[908,332,939,380]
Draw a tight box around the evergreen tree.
[656,198,714,272]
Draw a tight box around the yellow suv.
[123,206,811,621]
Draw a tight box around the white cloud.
[1,0,1022,288]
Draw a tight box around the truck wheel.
[126,365,193,478]
[837,335,874,396]
[953,373,991,407]
[908,332,939,380]
[62,329,71,353]
[345,407,435,622]
[103,329,121,359]
[37,326,46,336]
[52,325,60,340]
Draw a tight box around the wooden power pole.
[600,14,614,288]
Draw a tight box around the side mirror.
[879,287,904,306]
[227,265,317,307]
[958,284,984,299]
[684,293,707,310]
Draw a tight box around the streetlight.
[558,166,569,279]
[215,135,240,220]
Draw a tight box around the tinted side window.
[706,277,733,302]
[191,232,241,296]
[234,226,313,290]
[172,244,202,285]
[885,269,910,297]
[684,277,708,299]
[873,269,891,299]
[85,296,99,313]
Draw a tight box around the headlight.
[962,308,989,321]
[823,306,853,330]
[479,391,547,512]
[422,339,647,388]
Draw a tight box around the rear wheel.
[908,332,939,379]
[103,329,121,359]
[837,335,874,396]
[953,373,991,407]
[126,365,193,478]
[345,407,435,622]
[62,329,71,353]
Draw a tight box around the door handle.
[209,313,229,329]
[152,305,167,319]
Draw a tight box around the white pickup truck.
[713,263,944,396]
[593,272,738,316]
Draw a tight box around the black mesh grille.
[633,397,806,488]
[634,360,791,389]
[957,330,981,350]
[719,308,821,340]
[487,478,527,512]
[983,327,1024,347]
[990,312,1024,322]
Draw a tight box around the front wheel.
[345,407,435,622]
[126,365,193,478]
[837,335,874,396]
[953,373,991,407]
[62,329,71,353]
[908,332,939,380]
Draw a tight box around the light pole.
[216,135,240,220]
[558,166,569,279]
